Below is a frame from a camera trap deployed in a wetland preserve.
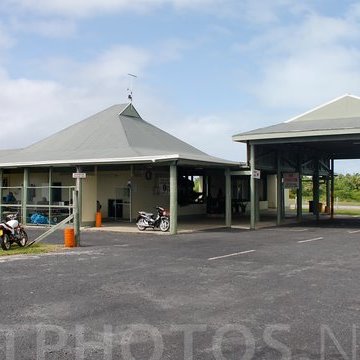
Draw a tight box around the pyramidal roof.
[0,103,237,167]
[232,94,360,142]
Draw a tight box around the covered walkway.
[84,210,334,234]
[232,94,360,229]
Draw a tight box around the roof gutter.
[0,153,241,168]
[232,127,360,143]
[0,154,181,168]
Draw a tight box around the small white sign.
[252,169,261,179]
[283,172,299,189]
[72,172,87,179]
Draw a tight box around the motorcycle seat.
[139,211,153,217]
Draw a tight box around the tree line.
[292,174,360,202]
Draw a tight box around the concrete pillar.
[331,158,334,219]
[76,166,82,226]
[313,159,320,221]
[225,168,231,228]
[326,176,330,214]
[276,150,282,226]
[74,166,82,245]
[48,167,53,224]
[250,144,256,230]
[22,168,29,224]
[170,163,178,235]
[129,165,133,221]
[0,169,3,219]
[297,156,303,221]
[73,189,80,246]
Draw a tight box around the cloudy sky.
[0,0,359,172]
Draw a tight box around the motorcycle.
[0,212,28,250]
[136,206,170,232]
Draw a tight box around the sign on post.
[72,172,87,179]
[283,172,299,189]
[252,169,261,179]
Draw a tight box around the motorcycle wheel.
[1,234,11,251]
[160,218,170,232]
[17,230,28,247]
[136,218,147,231]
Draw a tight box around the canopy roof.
[0,103,239,168]
[232,95,360,159]
[233,94,360,142]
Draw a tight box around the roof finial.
[127,73,137,104]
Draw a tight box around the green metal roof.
[0,103,240,168]
[232,94,360,143]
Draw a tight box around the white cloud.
[4,0,221,17]
[3,0,312,21]
[0,75,66,145]
[0,43,155,149]
[165,113,249,161]
[0,25,15,53]
[241,12,360,109]
[10,18,77,38]
[77,46,152,85]
[0,78,246,164]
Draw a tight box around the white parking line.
[297,237,324,244]
[268,228,308,232]
[348,230,360,234]
[208,249,255,261]
[114,244,129,247]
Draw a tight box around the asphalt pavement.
[1,222,360,359]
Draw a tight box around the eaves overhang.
[232,128,360,144]
[0,154,241,169]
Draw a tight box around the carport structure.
[233,94,360,229]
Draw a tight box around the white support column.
[313,158,320,221]
[225,168,231,228]
[255,178,260,222]
[0,169,3,219]
[22,168,29,224]
[129,165,133,221]
[76,166,82,226]
[170,162,178,235]
[276,150,282,226]
[326,176,330,214]
[297,156,303,221]
[73,189,80,246]
[48,167,53,224]
[330,158,334,219]
[250,144,256,230]
[74,166,82,246]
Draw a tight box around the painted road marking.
[114,244,129,247]
[268,228,308,232]
[348,230,360,234]
[297,237,324,244]
[208,250,255,261]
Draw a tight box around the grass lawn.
[0,243,64,256]
[334,209,360,216]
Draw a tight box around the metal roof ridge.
[284,94,360,123]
